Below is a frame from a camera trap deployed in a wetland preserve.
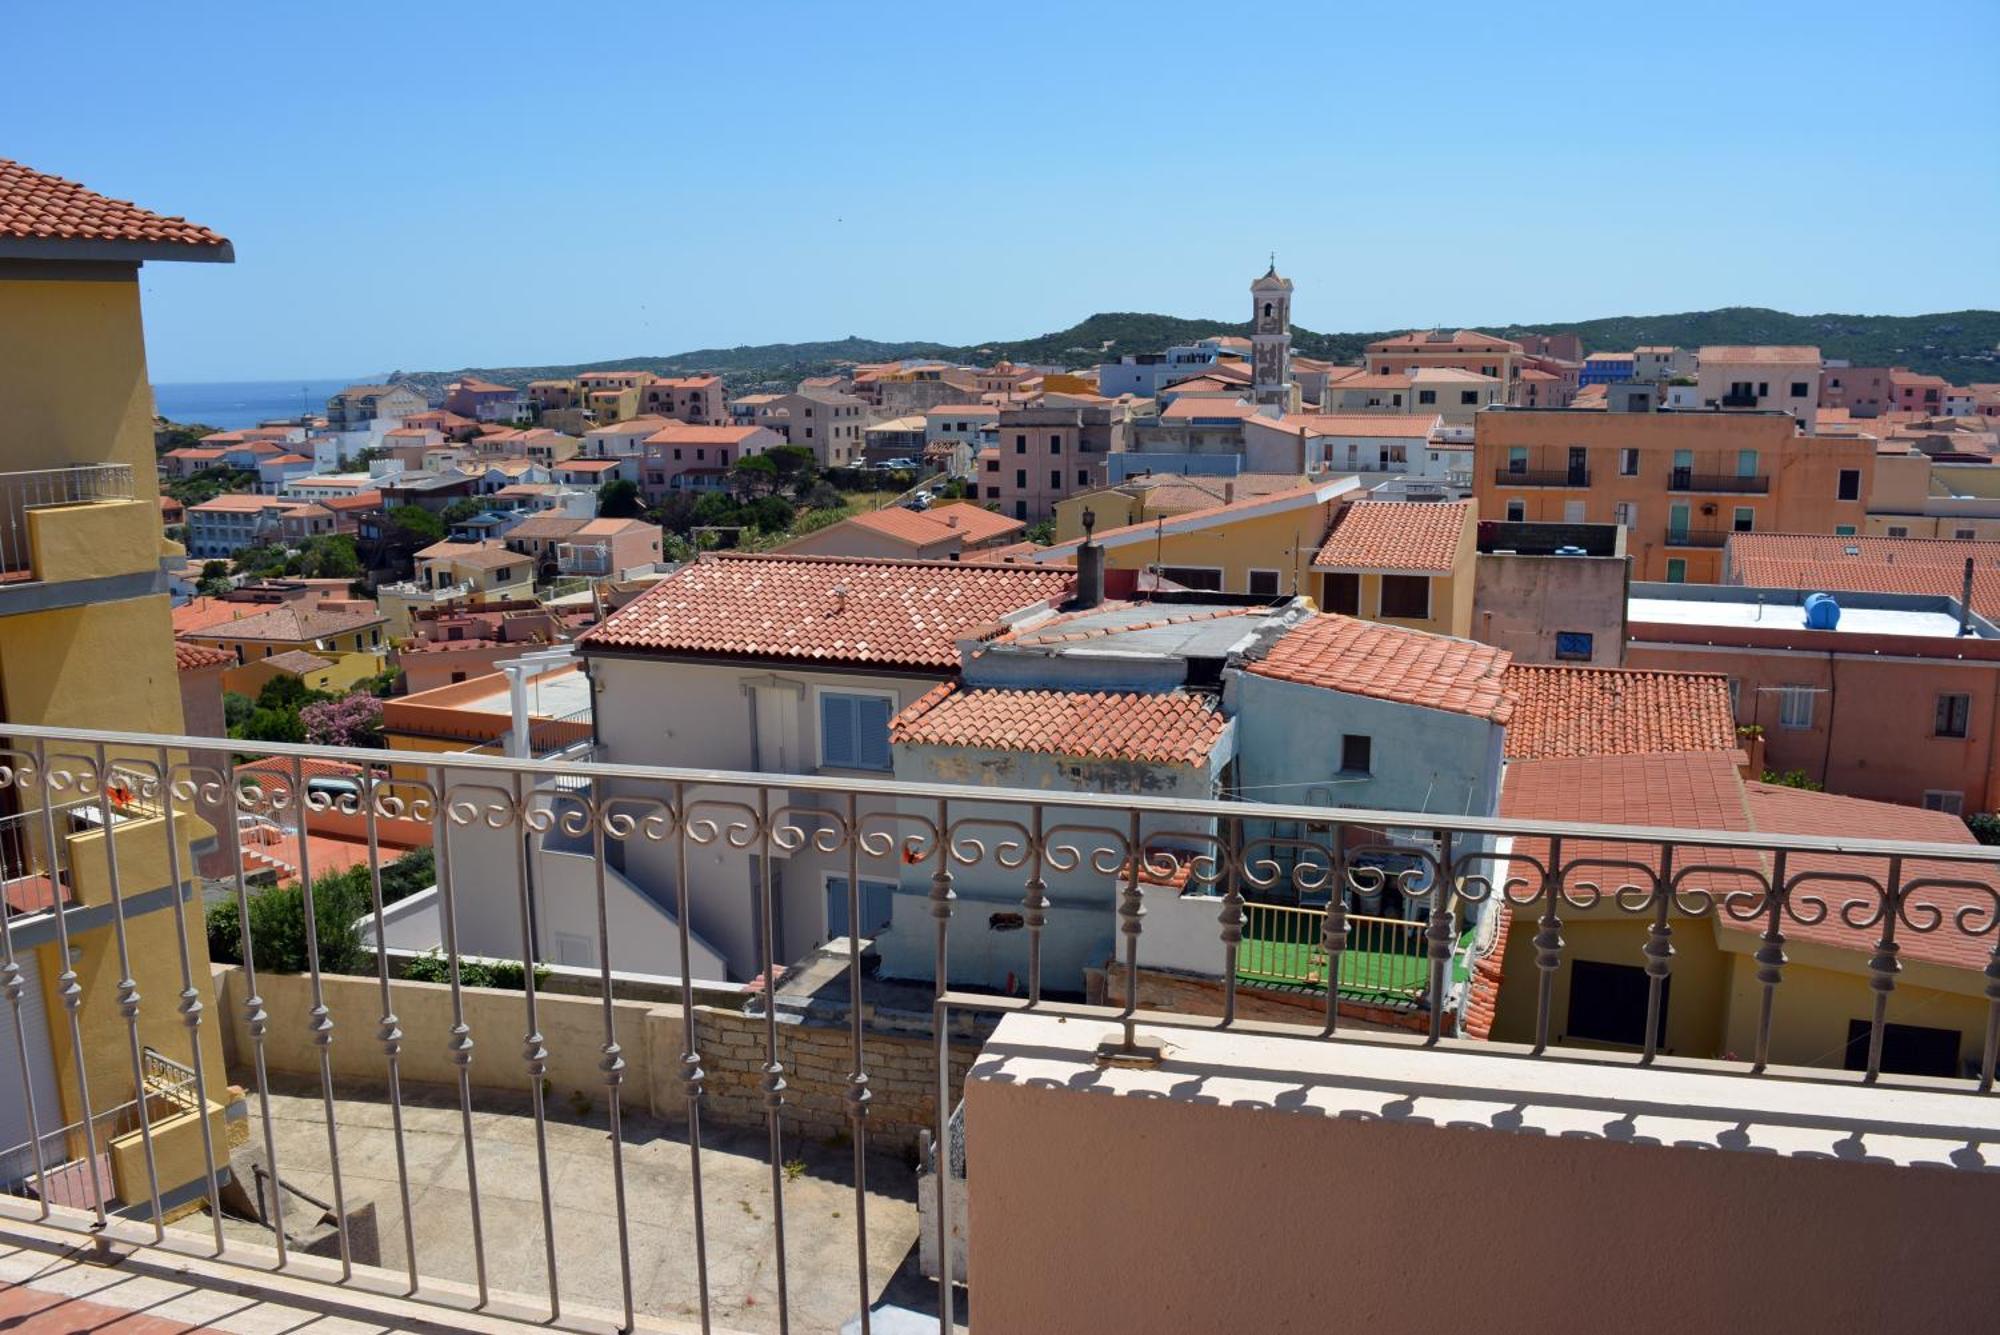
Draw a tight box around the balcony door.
[1566,447,1587,485]
[1668,503,1691,544]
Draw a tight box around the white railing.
[0,464,135,579]
[0,721,1996,1333]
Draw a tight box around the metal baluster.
[755,787,790,1332]
[223,763,287,1262]
[1319,826,1346,1038]
[1117,812,1143,1052]
[1979,937,2000,1094]
[1219,817,1243,1027]
[1641,845,1676,1065]
[1865,856,1905,1083]
[1425,831,1455,1044]
[586,781,634,1331]
[285,757,351,1276]
[359,773,417,1290]
[430,776,488,1304]
[929,797,955,1335]
[671,780,712,1331]
[841,793,872,1334]
[92,745,165,1237]
[1023,804,1047,1006]
[1531,835,1563,1055]
[1751,851,1789,1075]
[0,770,51,1216]
[152,747,223,1253]
[510,773,560,1322]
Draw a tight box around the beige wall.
[1472,552,1627,665]
[965,1012,2000,1334]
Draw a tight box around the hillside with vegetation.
[386,306,1999,401]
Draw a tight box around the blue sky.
[10,1,1996,381]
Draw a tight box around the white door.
[0,950,65,1180]
[1562,500,1587,523]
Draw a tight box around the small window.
[1417,389,1436,405]
[1049,435,1061,454]
[1789,381,1809,398]
[1778,686,1815,730]
[1247,569,1281,596]
[1732,507,1754,532]
[1015,501,1027,519]
[1837,469,1861,501]
[1158,566,1222,592]
[1566,959,1667,1048]
[1015,435,1027,453]
[1077,470,1089,486]
[985,458,999,472]
[1887,525,1909,537]
[1505,500,1525,522]
[1322,572,1360,615]
[1619,448,1639,476]
[1956,528,1977,540]
[1923,790,1965,816]
[1936,693,1971,739]
[820,692,893,771]
[1015,469,1027,489]
[1339,734,1372,775]
[1835,524,1857,536]
[985,486,999,499]
[1554,631,1594,661]
[1665,558,1686,583]
[1460,390,1479,406]
[1378,574,1430,619]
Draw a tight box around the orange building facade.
[1474,409,1877,582]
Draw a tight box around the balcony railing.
[1493,467,1589,487]
[0,463,135,579]
[0,721,1996,1333]
[1669,469,1771,494]
[1719,392,1760,408]
[1664,527,1731,548]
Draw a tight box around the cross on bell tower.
[1250,259,1295,411]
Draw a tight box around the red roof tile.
[1502,665,1736,760]
[1246,615,1515,723]
[890,682,1227,766]
[0,158,230,252]
[1728,533,2000,618]
[174,642,233,672]
[1463,909,1511,1041]
[1500,750,1760,881]
[576,553,1073,671]
[1313,501,1469,574]
[841,502,1025,549]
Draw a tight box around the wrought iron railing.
[1492,466,1589,487]
[1237,901,1432,1002]
[1668,469,1770,494]
[0,721,1996,1334]
[0,464,136,579]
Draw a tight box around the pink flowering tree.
[300,692,385,748]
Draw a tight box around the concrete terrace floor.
[170,1072,954,1334]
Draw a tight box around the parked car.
[904,490,934,511]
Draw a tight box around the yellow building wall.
[0,597,185,736]
[0,274,162,490]
[1083,502,1338,597]
[1489,911,1732,1060]
[1717,939,1993,1075]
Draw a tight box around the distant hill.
[386,306,1999,402]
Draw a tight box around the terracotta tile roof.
[1001,603,1265,648]
[644,422,768,446]
[1463,909,1510,1041]
[1288,413,1442,438]
[504,515,589,540]
[1698,345,1820,364]
[172,597,254,635]
[181,600,384,644]
[890,682,1227,766]
[1501,750,1761,882]
[1502,665,1737,760]
[260,649,335,674]
[236,756,366,782]
[321,490,383,512]
[0,158,230,253]
[1727,533,2000,618]
[842,503,1025,550]
[1741,782,2000,971]
[173,642,233,672]
[576,553,1073,671]
[1312,501,1469,574]
[1367,330,1521,354]
[1161,397,1259,422]
[1246,615,1515,723]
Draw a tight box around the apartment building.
[744,389,869,467]
[1474,407,1875,582]
[0,157,237,1209]
[638,374,726,425]
[325,382,425,431]
[1695,345,1821,423]
[987,403,1129,521]
[442,376,524,422]
[1363,329,1525,386]
[184,493,336,558]
[1819,364,1895,417]
[1890,369,1952,415]
[641,422,779,498]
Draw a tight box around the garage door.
[0,950,66,1184]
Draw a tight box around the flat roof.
[445,665,595,719]
[1629,596,1969,639]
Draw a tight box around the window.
[1460,390,1479,406]
[825,875,895,941]
[1727,678,1741,720]
[1732,507,1754,532]
[1789,382,1809,398]
[1835,525,1857,536]
[1507,447,1527,474]
[1613,501,1638,528]
[1015,434,1027,453]
[1554,631,1594,661]
[1417,389,1436,405]
[1736,448,1760,478]
[985,457,999,473]
[1887,525,1908,538]
[1378,574,1430,619]
[1778,685,1815,730]
[1756,382,1769,397]
[1956,528,1977,540]
[819,692,893,771]
[1842,1019,1960,1078]
[1619,448,1639,476]
[1923,790,1966,816]
[1015,469,1027,489]
[1246,569,1281,596]
[1015,501,1027,519]
[1339,734,1372,775]
[1322,572,1360,614]
[1158,565,1222,591]
[1665,558,1686,583]
[1077,470,1090,486]
[1936,693,1971,738]
[1566,959,1667,1049]
[1049,435,1061,454]
[1837,469,1861,501]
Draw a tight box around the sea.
[152,378,365,430]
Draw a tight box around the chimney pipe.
[1076,507,1105,610]
[1961,557,1975,636]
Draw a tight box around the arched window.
[1263,302,1273,319]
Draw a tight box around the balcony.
[1664,526,1731,548]
[1669,469,1771,494]
[1492,467,1590,488]
[0,721,1995,1333]
[555,541,613,577]
[1719,392,1760,408]
[0,463,143,589]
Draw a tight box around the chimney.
[1224,481,1235,503]
[1075,507,1105,610]
[1961,557,1975,636]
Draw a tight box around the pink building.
[639,374,728,425]
[642,422,778,498]
[1820,366,1895,417]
